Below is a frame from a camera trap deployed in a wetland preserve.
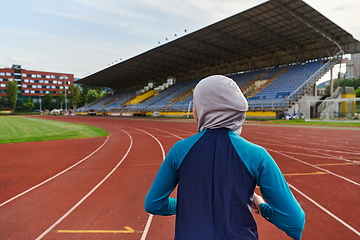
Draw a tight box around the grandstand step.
[241,69,269,95]
[247,66,290,98]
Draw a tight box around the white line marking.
[0,136,109,208]
[278,150,356,163]
[134,128,168,240]
[269,149,360,186]
[288,183,360,237]
[36,130,132,240]
[251,137,360,155]
[141,214,154,240]
[148,127,184,141]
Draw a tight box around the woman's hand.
[253,192,265,214]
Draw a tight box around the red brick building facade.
[0,65,74,109]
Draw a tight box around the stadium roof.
[77,0,360,90]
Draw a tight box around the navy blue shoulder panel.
[176,128,258,240]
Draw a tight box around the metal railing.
[283,53,342,110]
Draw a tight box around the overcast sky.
[0,0,359,80]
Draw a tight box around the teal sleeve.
[144,148,178,215]
[229,131,305,240]
[144,131,206,216]
[257,152,305,240]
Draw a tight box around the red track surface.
[0,116,359,239]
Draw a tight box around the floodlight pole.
[62,75,67,111]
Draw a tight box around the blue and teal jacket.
[145,128,305,240]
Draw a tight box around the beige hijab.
[193,75,248,135]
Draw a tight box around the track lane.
[0,120,132,239]
[0,137,108,205]
[2,117,359,240]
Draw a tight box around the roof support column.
[330,68,334,95]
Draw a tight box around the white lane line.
[269,149,360,186]
[277,150,357,163]
[148,127,184,141]
[288,183,360,237]
[134,128,168,240]
[0,136,109,208]
[141,214,154,240]
[251,139,358,163]
[251,136,360,155]
[36,130,132,240]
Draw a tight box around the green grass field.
[0,116,108,144]
[265,119,360,127]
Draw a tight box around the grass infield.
[264,119,360,127]
[0,116,108,144]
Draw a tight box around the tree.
[79,84,90,107]
[22,99,35,111]
[355,88,360,98]
[69,84,81,109]
[6,79,18,111]
[86,89,99,104]
[72,85,81,109]
[325,78,360,95]
[43,92,54,110]
[58,91,65,109]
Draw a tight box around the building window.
[51,86,56,89]
[46,86,50,89]
[40,90,44,93]
[6,73,11,76]
[14,73,21,76]
[24,79,29,82]
[31,90,35,94]
[30,80,35,83]
[60,86,64,89]
[44,80,49,84]
[0,84,5,87]
[32,85,37,88]
[58,81,62,85]
[17,84,21,87]
[45,91,49,94]
[53,80,57,84]
[37,74,41,78]
[46,75,50,79]
[65,86,69,89]
[24,90,29,93]
[31,74,36,78]
[23,84,27,88]
[0,79,2,81]
[51,75,55,79]
[0,73,4,76]
[39,80,43,83]
[22,73,27,77]
[38,85,42,88]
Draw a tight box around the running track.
[0,116,359,239]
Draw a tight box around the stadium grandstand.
[76,0,360,119]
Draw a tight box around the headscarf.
[193,75,248,135]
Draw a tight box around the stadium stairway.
[124,90,155,106]
[247,66,290,98]
[228,69,265,89]
[162,80,199,111]
[143,81,190,110]
[241,70,269,96]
